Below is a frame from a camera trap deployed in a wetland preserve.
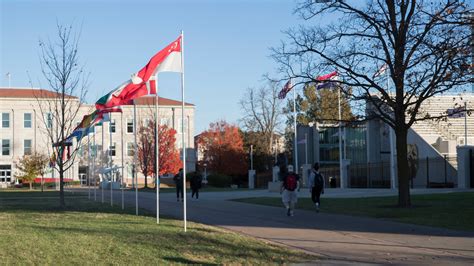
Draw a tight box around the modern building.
[0,87,196,187]
[295,94,474,189]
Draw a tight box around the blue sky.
[0,0,303,133]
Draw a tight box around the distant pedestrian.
[280,165,300,217]
[174,168,184,202]
[309,162,325,212]
[190,172,202,200]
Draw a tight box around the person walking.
[280,165,300,217]
[190,172,202,200]
[308,162,325,212]
[173,168,184,202]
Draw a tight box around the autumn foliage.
[138,120,182,187]
[197,120,247,176]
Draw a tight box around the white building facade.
[0,88,196,187]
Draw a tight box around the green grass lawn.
[234,192,474,232]
[0,191,316,265]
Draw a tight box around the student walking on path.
[174,168,184,202]
[190,172,202,200]
[280,165,300,217]
[308,163,324,212]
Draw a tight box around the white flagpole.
[110,113,113,207]
[101,122,105,203]
[338,87,343,188]
[465,101,468,146]
[121,112,124,209]
[387,69,396,189]
[93,126,97,201]
[133,100,138,215]
[293,86,298,174]
[305,133,308,165]
[87,134,91,199]
[155,74,160,224]
[6,72,11,88]
[181,30,187,232]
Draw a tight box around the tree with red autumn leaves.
[137,120,181,188]
[197,120,247,176]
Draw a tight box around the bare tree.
[239,82,284,155]
[36,23,88,208]
[273,1,472,207]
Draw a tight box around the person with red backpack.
[309,162,325,212]
[280,165,301,217]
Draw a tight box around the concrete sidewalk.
[79,188,474,265]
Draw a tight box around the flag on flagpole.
[96,36,182,110]
[315,71,339,90]
[373,63,388,78]
[316,71,338,81]
[278,79,293,99]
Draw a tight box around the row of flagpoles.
[63,32,188,231]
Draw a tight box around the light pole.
[250,145,254,170]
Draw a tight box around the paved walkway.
[78,188,474,265]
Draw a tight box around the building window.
[2,139,10,156]
[109,142,116,156]
[127,164,133,177]
[2,113,9,128]
[178,118,188,134]
[160,118,170,127]
[127,142,134,156]
[45,113,53,129]
[24,113,32,128]
[143,118,151,127]
[24,139,32,155]
[92,144,102,158]
[110,119,116,133]
[127,119,134,133]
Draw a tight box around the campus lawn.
[234,192,474,232]
[0,191,316,265]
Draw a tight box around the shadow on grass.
[163,257,216,265]
[26,223,304,264]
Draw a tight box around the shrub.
[207,174,232,188]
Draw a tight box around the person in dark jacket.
[308,163,325,212]
[173,168,184,202]
[190,172,202,200]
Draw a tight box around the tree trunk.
[395,126,411,207]
[41,175,44,192]
[144,174,148,188]
[29,182,32,190]
[59,164,65,208]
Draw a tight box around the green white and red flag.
[96,36,182,110]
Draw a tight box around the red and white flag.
[373,63,388,78]
[96,36,182,110]
[316,71,338,81]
